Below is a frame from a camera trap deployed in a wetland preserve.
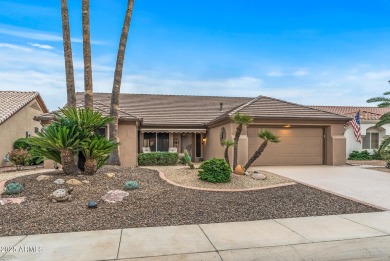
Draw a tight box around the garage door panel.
[248,127,324,165]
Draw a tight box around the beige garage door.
[247,127,324,165]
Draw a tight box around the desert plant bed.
[0,166,380,236]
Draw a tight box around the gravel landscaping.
[151,166,294,190]
[0,166,380,236]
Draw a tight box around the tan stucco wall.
[0,99,45,167]
[118,122,138,167]
[204,122,232,161]
[205,119,348,166]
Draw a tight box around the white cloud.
[0,24,105,45]
[0,43,32,52]
[267,68,309,77]
[29,43,54,50]
[292,69,309,77]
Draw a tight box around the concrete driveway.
[257,165,390,210]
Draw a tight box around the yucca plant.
[29,124,81,174]
[244,129,280,170]
[221,139,234,170]
[231,112,253,169]
[81,135,118,175]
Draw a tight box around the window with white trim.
[362,132,379,149]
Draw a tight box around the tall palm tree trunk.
[233,124,243,170]
[82,0,93,109]
[109,0,134,165]
[61,0,76,108]
[244,141,268,170]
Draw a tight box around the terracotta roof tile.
[310,106,390,120]
[0,91,46,125]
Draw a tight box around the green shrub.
[348,150,381,160]
[138,152,178,166]
[198,158,231,183]
[13,138,44,165]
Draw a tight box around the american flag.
[351,111,361,143]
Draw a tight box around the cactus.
[183,150,195,169]
[5,182,23,195]
[124,181,139,190]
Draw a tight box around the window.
[96,127,107,137]
[143,133,169,152]
[362,132,379,149]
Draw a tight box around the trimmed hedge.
[198,158,231,183]
[138,152,178,166]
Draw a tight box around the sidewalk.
[1,211,390,261]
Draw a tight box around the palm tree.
[231,112,253,170]
[81,136,118,175]
[244,129,280,170]
[109,0,135,165]
[367,91,390,166]
[61,0,76,107]
[221,139,234,170]
[82,0,93,109]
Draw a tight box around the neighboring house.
[311,106,390,158]
[0,91,49,167]
[35,92,350,167]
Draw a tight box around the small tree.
[244,129,280,170]
[221,139,234,170]
[231,112,253,170]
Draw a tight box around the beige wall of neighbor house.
[0,99,45,167]
[118,122,138,167]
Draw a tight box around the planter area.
[0,166,380,236]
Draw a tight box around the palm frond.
[230,112,253,125]
[257,129,280,143]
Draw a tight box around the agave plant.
[244,129,280,170]
[81,135,118,175]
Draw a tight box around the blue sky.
[1,0,390,110]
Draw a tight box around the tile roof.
[210,96,350,124]
[35,101,139,122]
[0,91,47,125]
[79,93,252,126]
[310,106,390,120]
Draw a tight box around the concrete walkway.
[258,165,390,210]
[1,211,390,261]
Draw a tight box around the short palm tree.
[81,136,118,175]
[221,139,234,170]
[231,112,253,169]
[244,129,280,170]
[29,125,81,174]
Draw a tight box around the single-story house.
[311,106,390,158]
[0,91,49,167]
[35,92,351,167]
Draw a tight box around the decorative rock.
[0,197,26,205]
[251,173,267,180]
[82,180,90,184]
[101,190,129,203]
[87,201,97,208]
[54,178,65,185]
[5,182,23,195]
[105,173,116,178]
[48,187,74,202]
[234,165,246,175]
[36,175,52,181]
[124,181,139,190]
[66,179,83,186]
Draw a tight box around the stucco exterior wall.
[326,124,346,165]
[0,99,44,167]
[204,122,232,161]
[345,122,390,158]
[118,122,138,167]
